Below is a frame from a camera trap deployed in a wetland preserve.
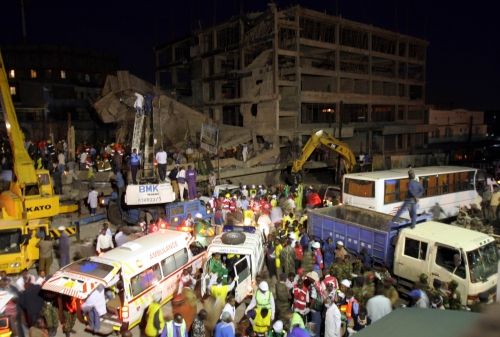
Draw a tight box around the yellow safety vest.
[211,284,230,302]
[253,308,271,334]
[256,290,271,309]
[274,244,283,268]
[165,320,187,337]
[145,302,164,337]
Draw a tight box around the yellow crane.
[292,129,357,174]
[0,49,76,273]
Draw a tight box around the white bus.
[43,231,207,334]
[342,166,482,219]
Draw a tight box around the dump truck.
[308,205,498,305]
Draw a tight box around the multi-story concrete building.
[1,44,117,143]
[155,5,429,164]
[427,108,487,144]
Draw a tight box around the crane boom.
[292,130,357,173]
[0,51,37,185]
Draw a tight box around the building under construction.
[155,4,430,167]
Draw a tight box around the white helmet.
[195,213,203,219]
[252,184,256,189]
[312,241,321,249]
[259,281,269,292]
[242,185,247,189]
[273,321,283,333]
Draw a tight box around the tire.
[107,202,125,226]
[221,232,246,245]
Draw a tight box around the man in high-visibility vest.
[145,293,164,337]
[161,313,188,337]
[251,307,272,336]
[245,281,275,320]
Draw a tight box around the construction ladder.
[131,113,145,152]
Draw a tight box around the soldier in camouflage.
[447,280,462,310]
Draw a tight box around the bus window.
[421,175,438,197]
[384,180,398,204]
[448,173,456,193]
[130,264,162,297]
[344,179,374,198]
[398,178,409,201]
[438,174,448,194]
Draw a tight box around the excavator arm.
[291,130,357,173]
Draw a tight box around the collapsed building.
[155,4,434,170]
[93,71,282,184]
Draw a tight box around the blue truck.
[308,205,498,305]
[104,192,212,227]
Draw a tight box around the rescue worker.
[275,274,292,321]
[392,169,424,228]
[249,185,257,199]
[208,254,228,281]
[161,313,188,337]
[334,241,348,261]
[251,307,272,336]
[447,280,462,310]
[155,148,168,182]
[281,239,295,277]
[311,242,324,277]
[209,276,238,304]
[129,148,141,185]
[382,277,399,308]
[344,289,359,328]
[145,293,164,337]
[245,281,275,321]
[292,278,309,321]
[186,165,197,200]
[62,295,77,337]
[306,271,323,337]
[323,237,336,270]
[268,320,287,337]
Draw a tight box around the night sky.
[1,0,498,110]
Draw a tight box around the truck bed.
[308,205,402,267]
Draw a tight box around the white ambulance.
[42,230,207,334]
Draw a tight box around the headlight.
[10,262,20,268]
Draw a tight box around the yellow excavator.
[0,50,77,273]
[292,129,357,175]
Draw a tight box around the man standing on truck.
[392,169,424,228]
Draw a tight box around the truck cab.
[0,219,49,274]
[394,221,498,305]
[200,226,265,303]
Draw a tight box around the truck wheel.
[221,232,246,245]
[107,203,125,226]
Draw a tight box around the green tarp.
[354,308,479,337]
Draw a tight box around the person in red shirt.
[306,190,323,209]
[294,241,303,271]
[292,277,309,320]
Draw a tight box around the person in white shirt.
[325,293,342,337]
[82,284,107,332]
[220,294,236,322]
[177,268,197,295]
[15,269,36,291]
[35,270,47,285]
[96,228,114,255]
[257,213,272,240]
[114,227,128,247]
[366,284,392,323]
[176,166,187,201]
[155,148,168,182]
[87,186,99,216]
